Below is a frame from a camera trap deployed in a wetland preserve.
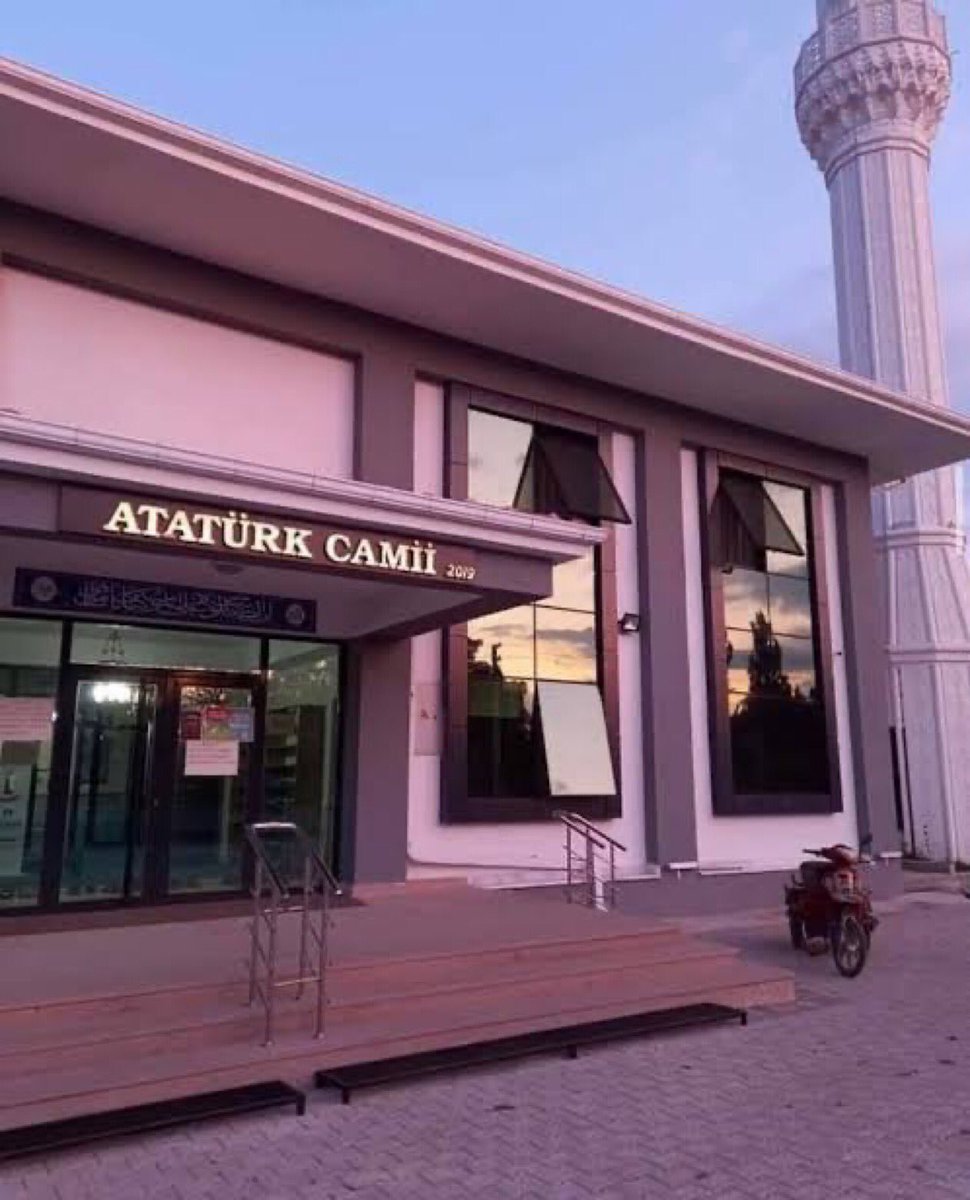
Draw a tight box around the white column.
[796,0,970,863]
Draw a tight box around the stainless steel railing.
[246,821,341,1046]
[554,810,626,910]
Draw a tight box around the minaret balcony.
[796,1,947,93]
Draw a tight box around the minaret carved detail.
[796,0,970,863]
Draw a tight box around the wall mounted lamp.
[618,612,641,635]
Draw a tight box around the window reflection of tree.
[467,635,537,798]
[727,611,817,704]
[711,471,831,796]
[726,609,828,795]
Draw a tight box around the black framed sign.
[13,569,317,634]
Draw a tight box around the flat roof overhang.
[1,57,970,485]
[0,420,604,642]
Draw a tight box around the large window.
[265,640,341,865]
[708,468,837,813]
[462,408,619,812]
[0,618,60,907]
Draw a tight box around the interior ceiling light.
[92,681,134,705]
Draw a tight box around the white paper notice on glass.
[0,791,28,876]
[0,698,54,745]
[184,740,240,777]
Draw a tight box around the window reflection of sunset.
[723,573,813,638]
[542,549,595,613]
[726,628,818,701]
[728,671,818,706]
[716,476,830,797]
[467,607,534,678]
[536,609,597,682]
[467,409,532,509]
[724,569,767,628]
[468,608,597,684]
[466,407,608,801]
[767,577,813,637]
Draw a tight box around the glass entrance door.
[164,679,257,896]
[60,676,157,904]
[58,669,259,905]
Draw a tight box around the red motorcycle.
[784,841,877,978]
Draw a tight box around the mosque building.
[0,1,967,923]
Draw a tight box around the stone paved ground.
[4,892,970,1200]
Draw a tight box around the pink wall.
[0,268,355,477]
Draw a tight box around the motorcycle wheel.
[788,913,804,949]
[832,913,868,978]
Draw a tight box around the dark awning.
[513,427,631,525]
[712,473,803,570]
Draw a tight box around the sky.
[3,1,969,419]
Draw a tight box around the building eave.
[1,55,969,484]
[0,412,605,563]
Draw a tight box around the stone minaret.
[796,0,970,864]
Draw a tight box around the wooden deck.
[0,883,794,1131]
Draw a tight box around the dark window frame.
[699,452,843,817]
[442,384,622,824]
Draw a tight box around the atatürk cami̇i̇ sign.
[58,487,480,585]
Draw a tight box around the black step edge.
[315,1002,746,1102]
[0,1080,306,1162]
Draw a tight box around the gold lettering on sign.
[351,539,378,568]
[250,522,282,555]
[379,543,410,572]
[282,528,313,559]
[193,513,220,546]
[325,534,352,563]
[98,497,465,581]
[103,502,141,535]
[137,505,169,538]
[164,510,198,542]
[221,512,250,551]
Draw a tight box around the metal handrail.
[249,820,342,895]
[554,811,625,910]
[555,810,627,854]
[246,821,341,1046]
[556,813,607,851]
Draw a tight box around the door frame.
[154,670,265,902]
[40,664,264,909]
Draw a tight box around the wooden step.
[0,917,680,1018]
[0,931,738,1056]
[0,952,756,1086]
[0,960,792,1133]
[0,922,698,1020]
[0,955,792,1124]
[0,888,795,1139]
